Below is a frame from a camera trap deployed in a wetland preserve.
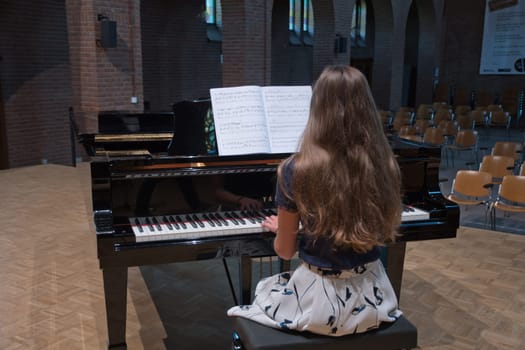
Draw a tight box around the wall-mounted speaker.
[100,20,117,48]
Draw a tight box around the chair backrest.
[498,175,525,204]
[487,104,503,112]
[399,125,417,136]
[416,104,432,119]
[469,110,487,127]
[439,120,458,136]
[489,111,510,127]
[520,162,525,176]
[491,141,519,160]
[378,109,392,126]
[414,119,430,135]
[432,101,448,111]
[433,109,452,125]
[454,105,471,116]
[392,111,412,131]
[423,127,444,146]
[479,155,515,183]
[451,170,492,198]
[454,129,478,148]
[455,113,474,129]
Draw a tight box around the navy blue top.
[275,158,380,269]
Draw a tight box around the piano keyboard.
[130,206,430,242]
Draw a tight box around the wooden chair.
[446,170,493,225]
[399,125,423,142]
[454,105,471,116]
[432,108,452,126]
[455,113,474,129]
[423,127,445,146]
[415,104,433,120]
[479,155,515,185]
[490,175,525,231]
[438,120,458,139]
[392,111,413,132]
[399,125,417,137]
[432,101,449,111]
[487,104,503,113]
[491,141,522,165]
[487,111,512,137]
[378,109,393,128]
[414,119,430,135]
[469,110,488,128]
[444,129,479,167]
[520,161,525,176]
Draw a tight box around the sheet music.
[262,86,312,153]
[210,86,271,155]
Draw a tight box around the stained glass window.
[289,0,314,44]
[206,0,222,29]
[351,0,366,47]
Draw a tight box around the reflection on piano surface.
[79,110,175,157]
[88,101,459,349]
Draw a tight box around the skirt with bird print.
[227,259,402,336]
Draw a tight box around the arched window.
[289,0,314,46]
[206,0,222,41]
[351,0,366,47]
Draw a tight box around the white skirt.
[227,259,402,336]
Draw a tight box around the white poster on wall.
[479,0,525,75]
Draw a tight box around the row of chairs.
[382,104,513,136]
[446,141,525,230]
[447,170,525,231]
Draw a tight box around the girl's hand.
[261,215,278,234]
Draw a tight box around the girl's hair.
[280,65,402,253]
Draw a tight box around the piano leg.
[384,242,407,302]
[240,255,253,304]
[102,267,128,350]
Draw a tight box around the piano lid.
[98,111,175,134]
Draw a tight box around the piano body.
[88,101,459,349]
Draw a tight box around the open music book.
[210,85,312,156]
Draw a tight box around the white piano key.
[130,206,429,242]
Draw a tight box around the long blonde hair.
[281,65,402,253]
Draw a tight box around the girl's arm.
[262,208,300,260]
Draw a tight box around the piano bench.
[231,316,418,350]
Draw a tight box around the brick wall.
[0,1,73,167]
[1,0,523,168]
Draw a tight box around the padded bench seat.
[231,315,418,350]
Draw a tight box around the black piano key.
[162,216,173,230]
[209,213,223,226]
[168,215,180,229]
[145,217,155,232]
[152,216,163,230]
[214,212,229,226]
[224,212,239,225]
[175,215,187,229]
[202,213,216,227]
[243,210,256,224]
[185,214,198,228]
[230,211,246,224]
[250,210,264,223]
[134,218,144,233]
[192,214,205,228]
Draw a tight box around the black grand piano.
[78,110,175,157]
[89,100,459,349]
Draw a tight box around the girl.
[227,65,403,336]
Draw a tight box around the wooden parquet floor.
[0,163,524,349]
